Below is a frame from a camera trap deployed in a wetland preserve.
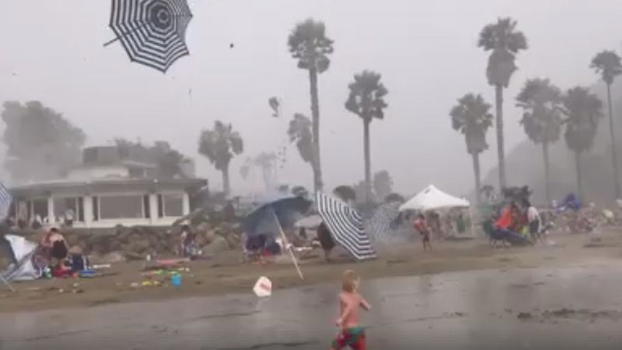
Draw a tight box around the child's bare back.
[331,270,371,350]
[338,291,370,329]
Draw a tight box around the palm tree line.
[454,17,620,205]
[197,16,621,205]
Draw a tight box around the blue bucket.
[171,274,183,287]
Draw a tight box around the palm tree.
[561,87,603,199]
[198,121,244,195]
[373,170,393,201]
[478,17,528,189]
[516,78,563,206]
[450,93,494,205]
[345,70,388,202]
[591,50,622,198]
[288,113,314,173]
[288,19,334,193]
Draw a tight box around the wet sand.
[2,262,622,349]
[1,230,622,313]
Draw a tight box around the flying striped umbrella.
[0,183,12,221]
[315,193,376,261]
[108,0,193,73]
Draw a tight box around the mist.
[2,0,622,198]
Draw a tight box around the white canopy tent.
[399,185,470,212]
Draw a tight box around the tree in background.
[516,78,563,206]
[591,50,622,199]
[1,101,85,182]
[114,139,190,179]
[561,87,603,198]
[254,152,278,191]
[288,113,314,176]
[373,170,393,201]
[352,181,370,204]
[288,18,334,193]
[291,186,309,198]
[345,70,389,202]
[333,185,356,203]
[198,121,244,195]
[478,17,528,189]
[384,193,405,203]
[450,93,494,205]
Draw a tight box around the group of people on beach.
[490,198,544,245]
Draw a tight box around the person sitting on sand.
[40,227,69,268]
[331,270,371,350]
[179,225,197,257]
[414,214,431,251]
[68,246,90,273]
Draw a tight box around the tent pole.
[271,209,304,280]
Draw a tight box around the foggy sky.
[2,0,622,196]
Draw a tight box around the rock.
[100,251,125,263]
[124,251,144,261]
[203,236,229,255]
[517,312,533,320]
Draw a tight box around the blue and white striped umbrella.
[0,183,12,221]
[109,0,193,72]
[316,193,376,261]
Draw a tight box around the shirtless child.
[331,270,371,350]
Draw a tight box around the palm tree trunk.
[472,152,481,206]
[363,119,372,203]
[542,142,551,207]
[222,166,230,196]
[575,152,583,200]
[309,68,323,193]
[607,83,620,199]
[494,84,506,190]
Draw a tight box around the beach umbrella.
[315,193,376,261]
[244,197,312,280]
[243,197,312,238]
[294,215,323,229]
[107,0,193,73]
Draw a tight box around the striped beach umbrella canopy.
[316,192,376,261]
[108,0,193,72]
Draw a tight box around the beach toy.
[79,270,96,278]
[171,273,183,287]
[253,276,272,297]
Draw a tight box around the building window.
[31,199,48,221]
[53,197,83,223]
[92,196,99,221]
[129,168,146,178]
[143,195,151,219]
[99,195,144,219]
[159,193,183,217]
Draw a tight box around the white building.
[10,146,207,228]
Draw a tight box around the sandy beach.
[2,229,621,313]
[3,249,622,349]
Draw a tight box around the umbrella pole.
[0,274,15,292]
[271,209,304,280]
[103,23,149,47]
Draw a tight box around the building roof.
[10,178,207,198]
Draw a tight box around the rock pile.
[57,223,243,261]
